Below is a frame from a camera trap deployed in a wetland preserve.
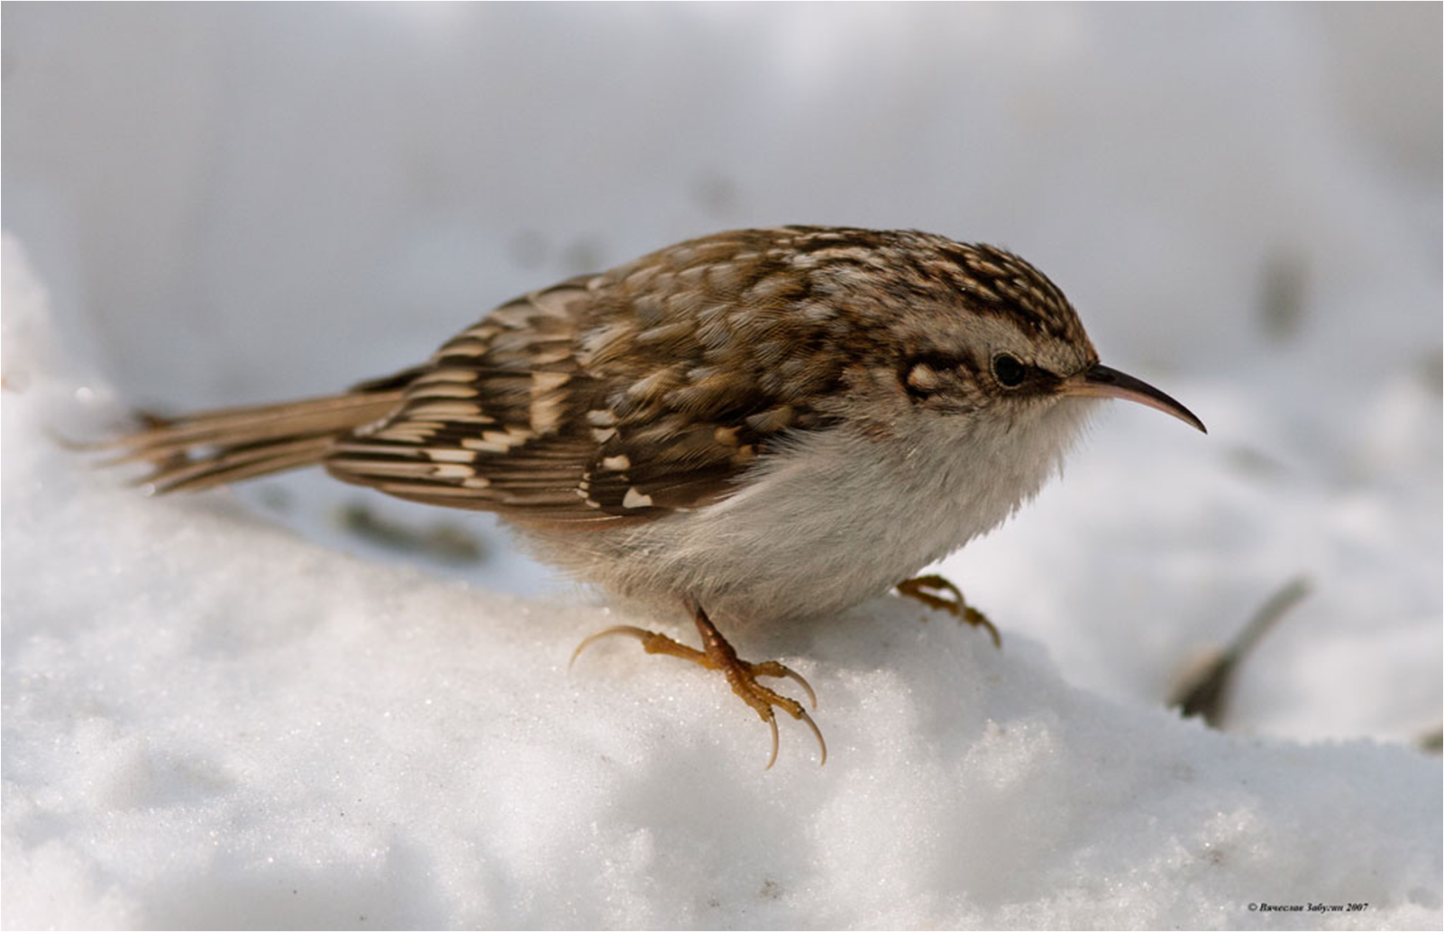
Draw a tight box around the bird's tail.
[92,370,418,494]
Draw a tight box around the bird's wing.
[324,249,840,528]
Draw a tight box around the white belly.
[541,401,1092,627]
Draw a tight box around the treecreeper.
[99,226,1205,768]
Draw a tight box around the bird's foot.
[895,573,1001,648]
[571,602,826,769]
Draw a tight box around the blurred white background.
[6,5,1437,390]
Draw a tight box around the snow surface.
[3,5,1440,929]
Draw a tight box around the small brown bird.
[101,226,1204,767]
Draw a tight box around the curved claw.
[797,708,828,767]
[966,609,1002,650]
[761,708,827,770]
[897,573,1003,648]
[757,683,827,770]
[568,625,654,670]
[750,661,818,709]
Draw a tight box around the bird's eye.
[992,353,1026,388]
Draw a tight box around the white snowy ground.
[3,5,1440,930]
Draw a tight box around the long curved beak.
[1063,363,1206,433]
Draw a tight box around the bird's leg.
[895,573,1002,648]
[570,601,827,769]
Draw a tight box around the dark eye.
[992,353,1026,387]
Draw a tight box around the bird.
[99,226,1205,767]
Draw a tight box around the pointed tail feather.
[96,387,409,494]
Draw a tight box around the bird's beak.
[1062,363,1206,433]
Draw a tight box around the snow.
[3,4,1440,929]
